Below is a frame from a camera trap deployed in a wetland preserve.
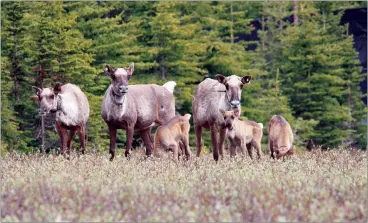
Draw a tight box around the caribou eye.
[231,116,235,119]
[50,95,54,99]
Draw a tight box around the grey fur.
[101,63,176,161]
[33,83,90,157]
[101,84,176,130]
[192,75,251,161]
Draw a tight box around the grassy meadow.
[1,149,366,222]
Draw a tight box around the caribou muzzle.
[119,85,129,94]
[226,124,233,130]
[275,146,290,158]
[230,100,240,108]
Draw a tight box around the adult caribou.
[101,63,177,161]
[32,83,90,157]
[192,74,251,161]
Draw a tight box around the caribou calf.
[153,114,191,161]
[32,83,90,157]
[220,109,263,159]
[268,115,295,159]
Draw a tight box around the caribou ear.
[32,86,42,97]
[30,95,40,102]
[241,75,252,84]
[215,74,226,84]
[127,62,134,78]
[104,64,115,78]
[53,82,62,94]
[219,109,226,117]
[183,114,191,120]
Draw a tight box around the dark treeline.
[1,1,366,153]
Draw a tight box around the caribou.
[153,114,192,161]
[32,83,90,157]
[101,63,177,161]
[268,115,295,159]
[192,74,251,161]
[220,109,263,159]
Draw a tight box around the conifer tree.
[1,2,27,102]
[279,2,365,147]
[248,1,319,147]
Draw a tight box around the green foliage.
[1,1,366,152]
[1,57,29,152]
[278,4,365,148]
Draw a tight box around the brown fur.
[101,63,176,161]
[220,110,263,159]
[153,114,191,161]
[32,83,89,157]
[306,139,316,151]
[268,115,294,159]
[192,75,251,161]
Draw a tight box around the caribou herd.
[32,63,295,161]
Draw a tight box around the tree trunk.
[293,0,298,25]
[279,6,283,31]
[161,62,166,80]
[230,2,234,44]
[322,9,326,29]
[11,19,20,102]
[261,16,265,50]
[39,64,45,88]
[40,114,45,153]
[275,68,280,96]
[346,24,352,135]
[307,70,310,94]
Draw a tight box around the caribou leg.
[210,123,219,161]
[269,140,275,159]
[253,140,262,159]
[181,135,191,160]
[78,126,87,154]
[55,122,64,155]
[140,128,153,157]
[108,124,117,161]
[172,143,179,162]
[229,143,237,158]
[195,125,203,157]
[246,143,253,159]
[67,128,77,155]
[125,126,134,158]
[56,122,68,157]
[218,127,226,159]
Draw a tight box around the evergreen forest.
[1,1,367,153]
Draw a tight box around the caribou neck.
[111,90,128,116]
[218,92,232,112]
[55,94,67,116]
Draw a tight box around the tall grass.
[1,149,366,222]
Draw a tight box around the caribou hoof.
[125,151,131,158]
[109,150,115,161]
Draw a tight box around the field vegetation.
[1,149,366,222]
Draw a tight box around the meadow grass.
[1,149,366,222]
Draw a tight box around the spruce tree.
[247,1,319,148]
[279,2,365,148]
